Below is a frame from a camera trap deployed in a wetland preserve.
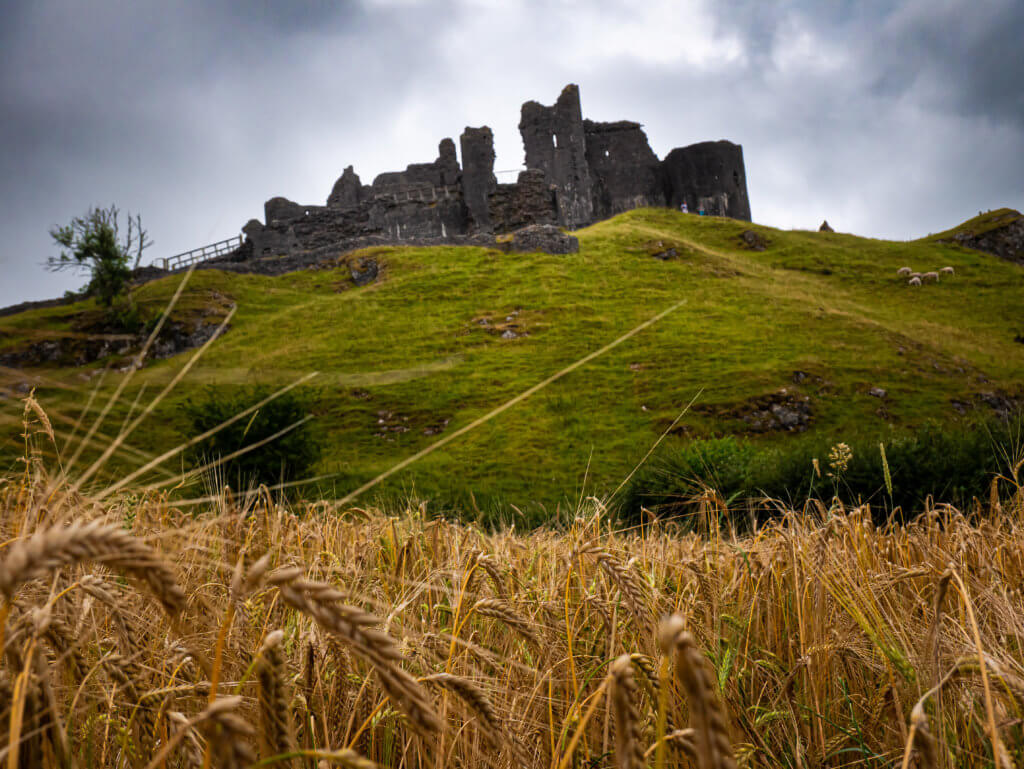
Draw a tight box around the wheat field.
[2,402,1024,768]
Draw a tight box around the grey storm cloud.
[1,0,1022,306]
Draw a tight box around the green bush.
[620,412,1023,526]
[182,387,321,492]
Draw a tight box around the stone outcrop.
[945,211,1024,266]
[509,225,579,255]
[221,84,750,269]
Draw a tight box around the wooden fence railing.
[153,235,243,271]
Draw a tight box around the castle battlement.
[238,84,751,261]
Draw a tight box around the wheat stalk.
[0,519,185,615]
[256,629,295,760]
[422,672,502,746]
[195,695,257,769]
[469,551,509,598]
[659,615,736,769]
[575,543,653,629]
[268,569,440,735]
[471,597,538,646]
[906,702,939,769]
[609,654,646,769]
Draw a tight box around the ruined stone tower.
[236,84,751,261]
[519,85,596,229]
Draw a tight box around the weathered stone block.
[460,126,496,231]
[510,224,579,255]
[519,84,595,229]
[264,196,305,225]
[584,119,665,218]
[328,166,362,209]
[489,169,558,232]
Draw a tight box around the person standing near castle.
[698,205,705,216]
[680,201,689,213]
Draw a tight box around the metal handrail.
[154,235,243,271]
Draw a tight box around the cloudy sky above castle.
[1,0,1022,305]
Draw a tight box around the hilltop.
[1,208,1022,518]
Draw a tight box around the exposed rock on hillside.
[0,320,226,369]
[509,225,579,255]
[938,209,1024,266]
[740,230,767,251]
[696,389,813,433]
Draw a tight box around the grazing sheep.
[923,271,940,282]
[897,266,912,276]
[940,266,955,275]
[908,276,922,286]
[909,272,922,279]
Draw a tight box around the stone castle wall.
[238,84,751,263]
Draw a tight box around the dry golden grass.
[3,404,1024,767]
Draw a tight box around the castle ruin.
[238,84,750,262]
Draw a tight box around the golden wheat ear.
[196,695,257,769]
[0,518,185,615]
[422,672,502,746]
[658,614,736,769]
[609,654,646,769]
[575,543,654,631]
[471,597,539,646]
[268,569,441,736]
[256,629,296,761]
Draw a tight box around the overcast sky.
[1,0,1022,306]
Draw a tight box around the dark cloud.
[1,0,1022,306]
[873,0,1024,125]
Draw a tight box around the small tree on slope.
[48,205,151,307]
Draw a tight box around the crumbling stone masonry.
[233,84,751,264]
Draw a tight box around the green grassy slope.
[2,208,1022,518]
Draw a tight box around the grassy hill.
[2,208,1022,520]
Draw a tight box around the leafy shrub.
[48,205,150,307]
[182,387,321,492]
[620,411,1023,527]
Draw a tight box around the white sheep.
[923,271,940,282]
[897,266,912,276]
[940,266,954,275]
[909,272,922,279]
[908,276,922,286]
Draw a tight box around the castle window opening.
[733,171,740,187]
[604,149,610,158]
